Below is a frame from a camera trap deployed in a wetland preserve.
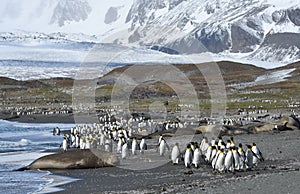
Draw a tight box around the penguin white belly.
[215,153,225,172]
[62,139,67,151]
[232,151,240,170]
[171,146,180,164]
[159,142,166,156]
[140,139,146,153]
[253,154,259,166]
[132,141,138,155]
[122,144,128,159]
[224,151,233,172]
[238,151,246,170]
[184,150,192,168]
[192,149,201,168]
[205,148,212,162]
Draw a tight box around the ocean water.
[0,120,75,193]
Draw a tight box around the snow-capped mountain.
[0,0,300,64]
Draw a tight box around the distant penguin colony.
[57,110,264,173]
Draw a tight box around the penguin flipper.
[259,150,264,161]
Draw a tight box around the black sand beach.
[47,130,300,194]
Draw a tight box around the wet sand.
[49,130,300,193]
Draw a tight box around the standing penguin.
[232,147,240,171]
[210,146,218,164]
[171,143,181,165]
[205,144,212,163]
[184,144,193,168]
[238,143,246,170]
[200,137,209,154]
[117,137,124,153]
[122,142,129,159]
[159,138,170,156]
[139,138,147,154]
[62,137,68,151]
[245,145,254,170]
[252,143,264,166]
[75,133,80,148]
[99,132,105,146]
[192,145,202,168]
[131,137,139,155]
[224,147,234,172]
[214,148,226,172]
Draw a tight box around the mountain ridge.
[0,0,299,65]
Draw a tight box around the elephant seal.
[16,149,119,171]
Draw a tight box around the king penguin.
[232,146,240,171]
[117,137,124,153]
[214,148,226,173]
[192,145,202,168]
[245,145,254,170]
[139,138,147,154]
[171,143,181,165]
[122,142,129,159]
[62,136,68,151]
[205,143,212,163]
[159,138,169,156]
[238,143,246,170]
[184,144,193,168]
[132,137,139,155]
[252,143,264,166]
[200,137,209,154]
[224,147,234,172]
[210,146,218,164]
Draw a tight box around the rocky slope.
[0,0,299,64]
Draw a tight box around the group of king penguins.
[59,122,150,158]
[60,123,264,174]
[168,136,264,173]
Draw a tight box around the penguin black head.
[253,143,256,146]
[222,142,226,146]
[239,143,243,148]
[220,148,224,153]
[186,144,191,149]
[247,145,252,149]
[227,140,231,143]
[230,137,234,141]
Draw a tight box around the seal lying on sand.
[16,149,119,170]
